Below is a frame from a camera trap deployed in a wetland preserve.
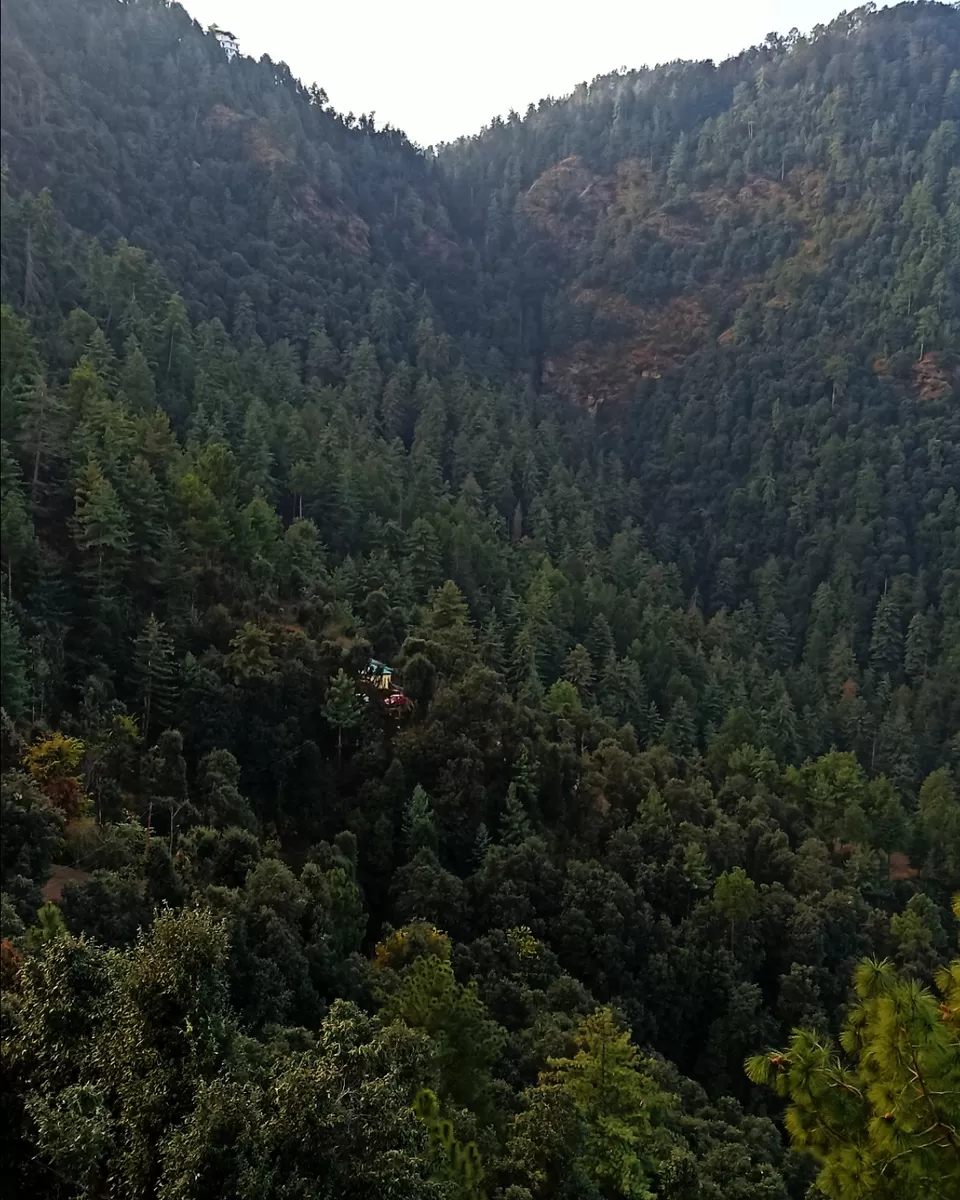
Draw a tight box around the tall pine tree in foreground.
[747,896,960,1200]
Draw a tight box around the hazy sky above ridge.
[182,0,881,146]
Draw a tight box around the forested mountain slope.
[446,1,959,389]
[0,0,481,342]
[1,3,958,1198]
[442,0,960,631]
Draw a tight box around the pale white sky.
[183,1,873,146]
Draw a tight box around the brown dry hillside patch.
[42,864,93,903]
[293,186,370,255]
[526,158,821,258]
[736,177,793,209]
[206,103,247,131]
[544,292,712,413]
[640,207,703,241]
[872,355,894,380]
[520,157,612,245]
[533,162,825,413]
[423,228,461,261]
[574,287,647,329]
[888,851,920,882]
[249,123,292,167]
[691,174,813,228]
[913,353,956,401]
[611,158,659,220]
[206,105,293,167]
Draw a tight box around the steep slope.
[444,2,960,404]
[439,2,960,626]
[1,4,959,1198]
[0,0,480,344]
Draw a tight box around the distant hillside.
[3,1,957,399]
[443,2,959,407]
[0,0,479,345]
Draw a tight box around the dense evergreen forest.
[1,1,958,1197]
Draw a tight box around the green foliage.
[714,867,759,952]
[501,783,534,846]
[0,3,959,1196]
[512,1007,675,1198]
[197,749,256,832]
[71,457,131,612]
[404,785,439,856]
[132,615,176,740]
[324,668,365,765]
[545,679,582,718]
[0,594,29,720]
[747,945,960,1200]
[377,949,506,1116]
[917,768,960,887]
[413,1087,486,1196]
[0,439,34,596]
[23,900,67,950]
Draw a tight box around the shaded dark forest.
[0,2,958,1197]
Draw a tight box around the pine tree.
[381,363,413,442]
[712,557,739,612]
[159,292,192,386]
[500,782,533,845]
[239,399,276,500]
[343,338,382,424]
[0,593,28,720]
[747,943,960,1200]
[281,518,325,599]
[545,679,581,718]
[869,591,903,678]
[378,953,504,1115]
[891,894,947,978]
[231,290,259,345]
[473,821,491,864]
[0,439,34,597]
[71,457,131,620]
[412,1088,486,1197]
[530,1007,674,1199]
[131,614,176,740]
[513,743,538,806]
[563,643,595,700]
[306,323,340,384]
[405,518,442,596]
[917,770,960,888]
[714,867,759,953]
[197,747,255,832]
[664,695,697,757]
[874,701,917,798]
[83,327,118,390]
[15,375,67,509]
[226,623,274,683]
[119,336,155,412]
[323,669,364,767]
[141,729,193,849]
[585,613,615,670]
[646,700,664,744]
[478,613,506,674]
[760,676,799,764]
[419,580,476,676]
[904,610,933,684]
[24,901,67,950]
[403,784,438,856]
